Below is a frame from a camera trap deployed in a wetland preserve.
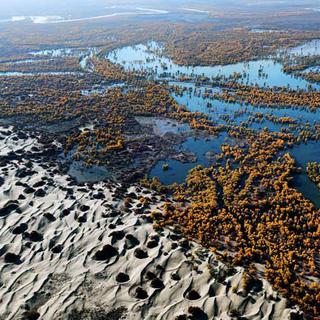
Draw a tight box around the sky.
[0,0,319,20]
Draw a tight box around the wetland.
[0,6,320,318]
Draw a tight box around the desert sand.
[0,125,302,319]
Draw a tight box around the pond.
[68,161,112,183]
[149,133,229,185]
[30,47,99,71]
[290,141,320,208]
[287,39,320,57]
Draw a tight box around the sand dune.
[0,126,302,319]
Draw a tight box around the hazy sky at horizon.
[0,0,319,19]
